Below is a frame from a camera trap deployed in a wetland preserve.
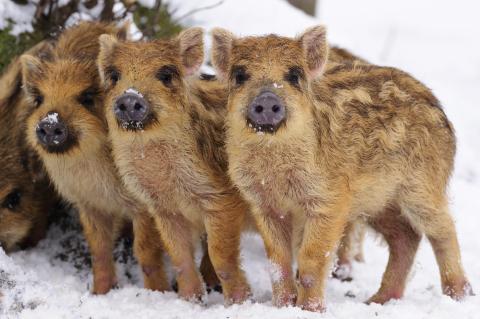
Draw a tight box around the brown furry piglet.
[0,42,58,253]
[211,26,472,311]
[97,29,251,304]
[20,22,169,294]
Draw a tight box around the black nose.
[247,91,285,132]
[36,113,68,147]
[114,93,149,125]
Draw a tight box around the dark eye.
[3,190,21,210]
[34,95,44,108]
[31,88,43,108]
[107,67,120,86]
[78,89,97,108]
[285,66,304,87]
[156,65,178,87]
[231,66,249,86]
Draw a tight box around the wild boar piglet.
[21,22,169,294]
[98,28,251,304]
[211,26,473,311]
[0,42,58,253]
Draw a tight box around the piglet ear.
[177,27,204,76]
[97,34,118,84]
[20,54,44,100]
[98,34,118,59]
[20,55,43,87]
[298,25,329,79]
[210,28,235,80]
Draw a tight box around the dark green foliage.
[0,0,184,73]
[133,1,182,39]
[0,23,44,73]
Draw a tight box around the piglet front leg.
[253,206,297,307]
[79,208,121,294]
[154,213,204,301]
[296,199,350,312]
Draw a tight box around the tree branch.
[172,0,224,24]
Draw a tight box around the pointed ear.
[20,54,43,88]
[20,55,44,100]
[177,27,204,76]
[98,34,118,59]
[27,40,54,61]
[298,25,329,79]
[210,28,235,80]
[97,34,118,84]
[116,20,131,41]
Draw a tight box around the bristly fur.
[98,29,252,304]
[20,22,171,295]
[0,41,57,253]
[211,26,471,311]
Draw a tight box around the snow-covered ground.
[1,0,479,318]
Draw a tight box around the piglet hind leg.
[425,207,474,299]
[132,212,170,292]
[154,213,204,301]
[333,221,365,282]
[401,184,474,301]
[203,196,251,305]
[254,207,297,307]
[79,209,120,294]
[366,206,421,304]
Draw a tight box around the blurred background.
[1,1,479,318]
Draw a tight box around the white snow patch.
[267,260,283,284]
[0,1,36,35]
[273,83,284,89]
[125,88,144,98]
[45,112,59,124]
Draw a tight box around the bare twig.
[172,0,224,24]
[151,0,163,32]
[101,0,115,21]
[141,0,163,38]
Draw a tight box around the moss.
[0,23,44,73]
[133,2,183,39]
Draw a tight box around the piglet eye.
[3,189,21,210]
[78,88,97,108]
[30,88,43,108]
[107,67,120,86]
[156,65,178,87]
[34,95,44,108]
[231,66,249,86]
[285,66,304,87]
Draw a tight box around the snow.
[273,83,284,89]
[2,0,480,318]
[0,1,35,35]
[267,261,283,284]
[45,113,59,124]
[333,263,352,282]
[125,88,144,98]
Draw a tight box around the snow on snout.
[273,82,283,89]
[45,112,59,124]
[125,88,144,98]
